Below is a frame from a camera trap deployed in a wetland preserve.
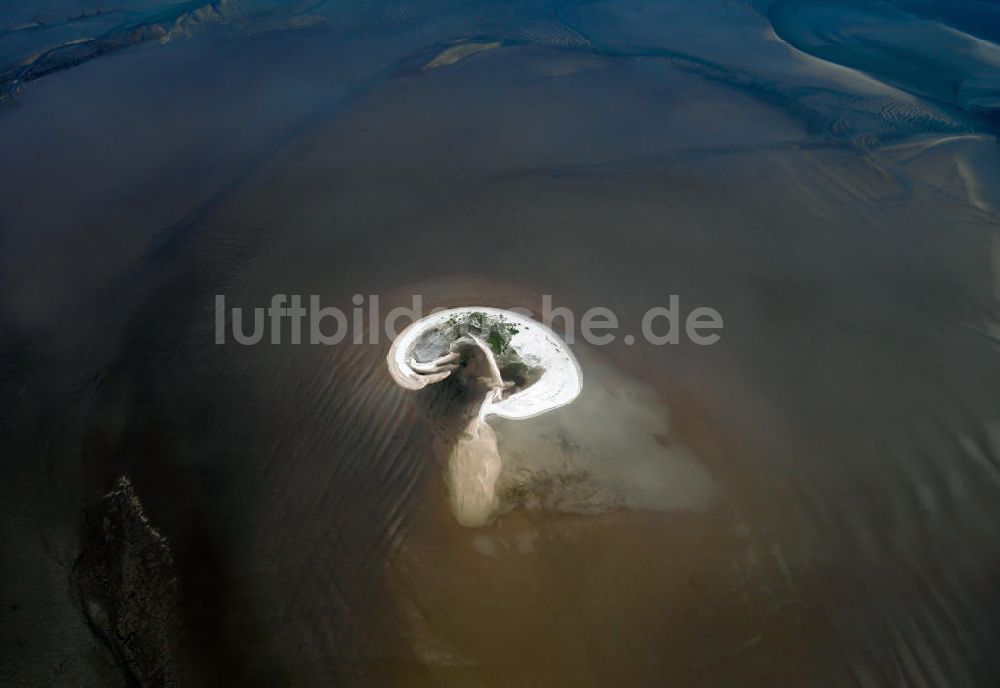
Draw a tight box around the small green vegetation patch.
[444,311,520,357]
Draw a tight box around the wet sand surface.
[1,1,999,686]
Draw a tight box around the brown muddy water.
[1,0,999,686]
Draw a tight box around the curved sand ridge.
[387,307,582,526]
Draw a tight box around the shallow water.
[1,0,999,686]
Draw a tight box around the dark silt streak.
[73,268,442,681]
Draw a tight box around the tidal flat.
[1,0,999,685]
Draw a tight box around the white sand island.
[387,307,582,526]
